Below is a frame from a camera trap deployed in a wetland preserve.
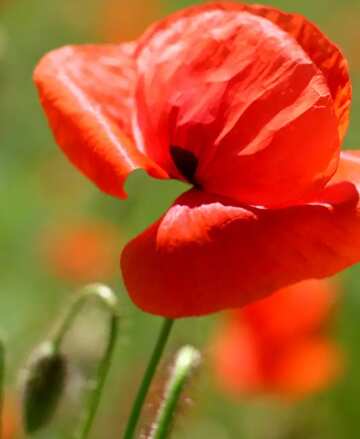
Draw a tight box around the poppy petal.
[212,323,263,395]
[241,280,336,344]
[139,2,351,141]
[245,3,351,141]
[34,43,166,199]
[121,152,360,317]
[273,338,342,399]
[134,5,340,207]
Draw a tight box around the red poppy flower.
[2,395,19,439]
[34,2,358,317]
[41,220,121,283]
[240,279,337,344]
[211,280,342,399]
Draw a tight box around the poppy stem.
[53,283,120,350]
[65,284,120,439]
[75,313,119,439]
[45,284,119,439]
[122,318,174,439]
[149,346,201,439]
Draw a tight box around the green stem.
[151,346,201,439]
[122,318,174,439]
[52,284,119,439]
[53,284,118,351]
[75,313,119,439]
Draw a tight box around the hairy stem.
[122,318,174,439]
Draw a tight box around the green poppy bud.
[22,342,67,434]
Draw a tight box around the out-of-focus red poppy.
[41,221,121,283]
[2,396,18,439]
[34,2,360,317]
[98,0,161,42]
[240,279,336,344]
[211,280,342,400]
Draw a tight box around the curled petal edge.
[34,43,167,199]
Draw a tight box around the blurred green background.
[1,0,360,437]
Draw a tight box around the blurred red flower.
[211,280,342,400]
[41,221,121,283]
[2,396,19,439]
[34,2,360,317]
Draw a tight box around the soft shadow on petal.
[121,153,360,317]
[34,43,166,199]
[311,151,360,205]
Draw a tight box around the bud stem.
[150,346,201,439]
[122,318,174,439]
[75,313,119,439]
[50,284,119,439]
[53,284,119,351]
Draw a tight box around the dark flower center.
[170,145,199,186]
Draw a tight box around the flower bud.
[149,345,201,439]
[22,342,67,433]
